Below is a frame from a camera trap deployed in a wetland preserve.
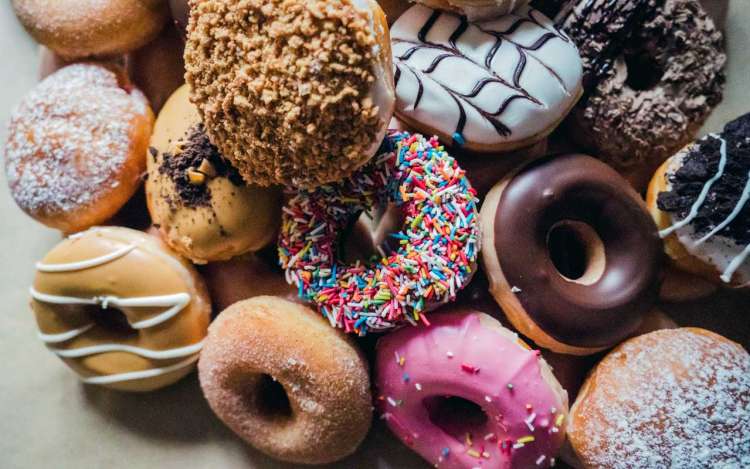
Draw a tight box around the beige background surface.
[0,2,747,469]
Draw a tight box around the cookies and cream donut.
[198,296,372,464]
[376,309,569,469]
[568,328,750,468]
[556,0,726,184]
[4,63,153,234]
[480,154,663,355]
[12,0,169,60]
[647,113,750,288]
[391,5,583,153]
[30,227,211,392]
[146,85,282,264]
[185,0,395,188]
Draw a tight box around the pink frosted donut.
[375,309,568,468]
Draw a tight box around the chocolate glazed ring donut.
[480,154,663,355]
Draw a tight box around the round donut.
[390,5,583,154]
[12,0,169,60]
[198,296,372,464]
[146,85,282,264]
[559,0,725,181]
[376,308,568,469]
[278,132,481,334]
[30,227,211,392]
[185,0,395,188]
[4,63,154,234]
[646,112,750,288]
[567,328,750,468]
[479,154,663,355]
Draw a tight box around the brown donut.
[4,63,154,234]
[198,296,372,464]
[568,328,750,468]
[12,0,169,60]
[480,154,663,355]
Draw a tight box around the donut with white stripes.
[30,227,211,392]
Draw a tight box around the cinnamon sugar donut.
[30,227,211,392]
[12,0,169,60]
[198,296,372,464]
[568,328,750,468]
[4,64,154,234]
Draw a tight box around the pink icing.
[375,311,567,468]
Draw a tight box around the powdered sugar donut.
[568,328,750,468]
[376,309,568,468]
[4,63,153,233]
[391,5,582,153]
[279,132,480,334]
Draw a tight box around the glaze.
[391,5,582,151]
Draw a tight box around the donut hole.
[423,396,488,441]
[253,374,292,420]
[86,305,136,337]
[547,221,605,285]
[623,52,663,91]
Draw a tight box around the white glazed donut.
[391,5,583,153]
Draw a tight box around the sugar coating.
[570,328,750,468]
[185,0,385,189]
[4,64,149,218]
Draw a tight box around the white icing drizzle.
[659,135,728,238]
[47,340,204,360]
[37,324,95,344]
[694,169,750,246]
[721,242,750,284]
[35,244,136,272]
[79,355,199,385]
[30,288,192,331]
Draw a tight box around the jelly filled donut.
[279,132,480,334]
[146,85,282,264]
[376,309,568,469]
[391,5,582,153]
[568,328,750,468]
[480,154,663,355]
[198,296,372,464]
[30,227,211,392]
[559,0,726,182]
[647,113,750,288]
[185,0,395,188]
[12,0,169,60]
[4,64,153,234]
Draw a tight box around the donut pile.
[4,0,749,468]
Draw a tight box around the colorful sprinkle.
[278,132,480,334]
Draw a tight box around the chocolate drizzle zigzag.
[391,5,582,148]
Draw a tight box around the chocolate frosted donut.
[480,154,663,354]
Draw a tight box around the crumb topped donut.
[146,85,282,264]
[30,227,211,392]
[185,0,395,188]
[4,63,153,233]
[647,113,750,287]
[12,0,169,60]
[568,328,750,468]
[198,296,372,464]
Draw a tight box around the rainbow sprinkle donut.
[279,132,480,334]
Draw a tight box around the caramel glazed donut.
[30,227,211,392]
[12,0,169,59]
[480,154,663,355]
[543,0,726,176]
[199,297,372,464]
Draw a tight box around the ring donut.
[278,132,481,334]
[198,296,372,464]
[30,227,211,392]
[480,154,663,355]
[558,0,725,179]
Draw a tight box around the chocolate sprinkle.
[657,113,750,245]
[157,124,244,208]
